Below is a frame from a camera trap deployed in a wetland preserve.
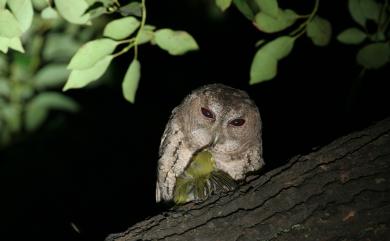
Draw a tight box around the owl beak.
[211,133,220,147]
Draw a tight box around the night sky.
[1,1,389,241]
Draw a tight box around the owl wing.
[156,113,175,202]
[158,107,178,157]
[156,107,192,202]
[156,109,177,202]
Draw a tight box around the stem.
[290,0,320,38]
[384,17,390,32]
[134,0,147,60]
[117,38,135,45]
[296,14,311,19]
[377,0,388,33]
[111,38,135,57]
[382,2,390,34]
[112,43,136,58]
[293,27,307,39]
[111,0,147,60]
[308,0,320,21]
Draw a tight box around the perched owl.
[156,84,263,203]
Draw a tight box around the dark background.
[1,1,389,241]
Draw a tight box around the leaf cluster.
[217,0,388,84]
[0,0,88,147]
[337,0,390,70]
[62,0,199,103]
[249,0,332,84]
[0,0,199,147]
[216,0,331,84]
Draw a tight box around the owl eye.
[201,107,215,119]
[229,118,245,126]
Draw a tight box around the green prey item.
[173,150,237,204]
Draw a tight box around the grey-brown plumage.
[156,84,264,203]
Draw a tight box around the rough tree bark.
[106,118,390,241]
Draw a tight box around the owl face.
[177,84,261,156]
[157,84,263,202]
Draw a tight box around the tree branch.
[106,118,390,241]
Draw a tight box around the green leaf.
[8,0,33,32]
[41,7,59,19]
[35,64,70,89]
[0,55,7,73]
[155,29,199,55]
[83,0,112,18]
[337,28,367,45]
[254,9,298,33]
[306,15,332,46]
[356,43,390,69]
[10,55,31,82]
[216,0,233,11]
[13,51,32,68]
[68,38,117,70]
[13,83,33,100]
[2,104,22,132]
[137,28,155,45]
[8,36,24,52]
[348,0,380,26]
[103,17,140,40]
[25,92,79,131]
[85,6,107,19]
[119,2,142,17]
[86,0,112,5]
[84,0,96,4]
[0,0,6,8]
[250,36,295,84]
[43,34,81,61]
[122,59,141,103]
[31,0,48,10]
[63,55,113,90]
[54,0,89,24]
[0,9,22,38]
[348,0,366,26]
[369,31,386,42]
[0,37,9,53]
[135,25,156,45]
[143,24,156,31]
[83,1,104,15]
[250,51,277,84]
[0,78,10,97]
[0,36,24,53]
[25,103,47,132]
[261,36,295,60]
[232,0,255,20]
[255,0,278,17]
[361,0,380,22]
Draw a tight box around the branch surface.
[106,118,390,241]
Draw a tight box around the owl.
[156,84,263,203]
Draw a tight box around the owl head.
[175,84,262,160]
[157,84,263,202]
